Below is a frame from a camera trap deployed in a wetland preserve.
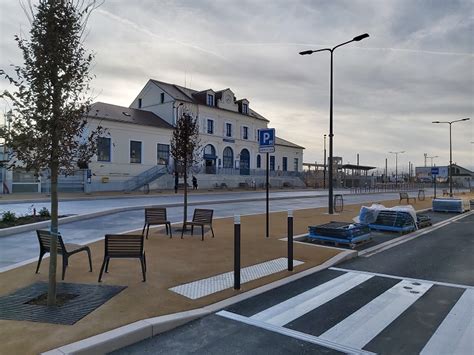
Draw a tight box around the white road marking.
[421,289,474,355]
[319,280,432,349]
[330,267,474,290]
[217,310,376,355]
[169,258,304,299]
[251,272,372,326]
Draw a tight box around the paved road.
[0,188,438,216]
[114,212,474,354]
[0,191,418,269]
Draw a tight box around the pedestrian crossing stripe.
[420,289,474,355]
[217,310,376,355]
[251,272,373,326]
[219,270,474,353]
[319,280,432,348]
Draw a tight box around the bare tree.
[0,0,104,306]
[170,110,201,223]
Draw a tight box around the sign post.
[431,167,439,199]
[259,128,275,238]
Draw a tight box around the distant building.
[2,79,305,193]
[415,164,473,188]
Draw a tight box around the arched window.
[256,154,261,168]
[223,147,234,169]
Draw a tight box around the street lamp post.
[427,155,439,167]
[432,118,470,197]
[389,151,405,189]
[323,134,327,189]
[300,33,369,214]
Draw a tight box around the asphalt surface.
[113,211,474,355]
[0,191,418,268]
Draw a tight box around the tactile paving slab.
[170,258,304,299]
[0,282,126,325]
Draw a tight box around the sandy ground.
[0,196,456,354]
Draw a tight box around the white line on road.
[250,272,372,326]
[421,289,474,355]
[217,310,376,355]
[319,280,432,349]
[329,267,474,290]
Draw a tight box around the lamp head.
[461,117,470,121]
[432,121,440,123]
[353,33,369,41]
[299,50,313,55]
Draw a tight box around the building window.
[223,147,233,169]
[294,158,299,171]
[157,143,169,165]
[242,103,248,114]
[242,126,249,140]
[207,94,214,106]
[226,123,232,137]
[256,154,261,168]
[138,98,142,108]
[270,155,275,171]
[160,93,165,103]
[97,137,111,162]
[282,157,288,171]
[207,119,214,134]
[130,141,142,163]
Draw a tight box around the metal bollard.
[234,215,241,290]
[288,210,293,271]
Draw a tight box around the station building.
[1,79,305,193]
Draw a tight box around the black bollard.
[234,215,241,290]
[288,210,293,271]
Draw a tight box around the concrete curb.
[42,250,356,355]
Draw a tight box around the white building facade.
[2,79,305,193]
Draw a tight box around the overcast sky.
[1,0,473,172]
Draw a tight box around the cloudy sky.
[1,0,473,172]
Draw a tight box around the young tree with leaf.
[170,110,201,223]
[0,0,104,306]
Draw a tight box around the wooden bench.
[142,208,172,239]
[181,209,215,241]
[36,230,92,280]
[399,192,416,204]
[98,234,146,282]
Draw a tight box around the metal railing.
[123,165,168,192]
[211,167,303,178]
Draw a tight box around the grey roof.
[149,79,269,122]
[88,102,173,130]
[275,137,305,149]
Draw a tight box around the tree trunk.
[183,158,188,223]
[47,159,59,306]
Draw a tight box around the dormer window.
[207,94,214,107]
[242,103,248,114]
[138,98,142,108]
[160,93,165,103]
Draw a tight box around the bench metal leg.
[35,251,46,274]
[146,225,150,239]
[181,224,187,238]
[105,258,110,273]
[86,248,93,272]
[62,257,68,280]
[98,257,108,282]
[142,224,146,237]
[168,223,172,238]
[140,255,146,282]
[201,225,204,241]
[210,225,215,238]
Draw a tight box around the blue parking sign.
[431,167,439,175]
[259,128,275,153]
